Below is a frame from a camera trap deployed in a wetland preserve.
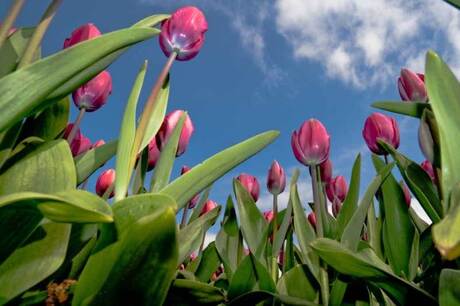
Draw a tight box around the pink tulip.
[263,210,274,223]
[319,159,333,183]
[72,70,112,112]
[400,181,411,207]
[159,6,208,61]
[267,160,286,195]
[291,119,330,166]
[63,23,101,49]
[237,173,260,202]
[307,212,317,229]
[200,200,218,216]
[362,112,400,155]
[421,160,436,183]
[326,176,348,203]
[156,110,194,157]
[92,139,105,149]
[332,199,342,218]
[181,165,200,208]
[398,69,427,102]
[96,169,115,198]
[147,137,161,171]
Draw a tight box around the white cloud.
[411,198,432,224]
[275,0,460,88]
[258,179,313,212]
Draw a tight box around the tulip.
[362,112,400,155]
[319,159,333,183]
[400,181,411,207]
[159,6,208,61]
[267,160,286,195]
[147,138,161,171]
[263,210,274,223]
[72,70,112,112]
[63,23,101,49]
[156,110,194,157]
[326,176,348,203]
[307,212,317,229]
[92,139,105,149]
[291,119,330,166]
[200,200,218,216]
[398,69,427,102]
[332,199,342,218]
[421,160,436,183]
[237,173,260,202]
[70,134,92,157]
[181,165,200,209]
[96,169,115,198]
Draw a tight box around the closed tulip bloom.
[71,134,92,157]
[332,199,342,218]
[63,23,101,49]
[159,6,208,61]
[326,176,348,203]
[263,210,274,223]
[398,69,427,102]
[156,110,194,157]
[147,138,161,171]
[181,165,200,208]
[237,173,260,202]
[307,212,317,229]
[72,70,112,112]
[200,200,218,216]
[400,181,411,207]
[92,139,105,149]
[291,119,330,166]
[421,160,436,183]
[319,159,333,183]
[96,169,115,198]
[267,160,286,195]
[64,123,81,140]
[362,112,400,155]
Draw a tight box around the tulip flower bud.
[319,159,333,183]
[267,160,286,195]
[64,123,81,140]
[400,181,411,207]
[244,248,250,256]
[96,169,115,198]
[92,139,105,149]
[159,6,208,61]
[332,199,342,218]
[291,119,330,166]
[398,69,428,102]
[421,160,436,183]
[307,212,316,229]
[263,210,274,223]
[237,173,260,202]
[72,70,112,112]
[181,165,200,208]
[70,134,92,157]
[147,138,161,171]
[156,110,194,157]
[326,176,348,203]
[362,112,400,155]
[200,200,218,216]
[63,23,101,49]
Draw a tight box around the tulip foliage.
[0,1,459,306]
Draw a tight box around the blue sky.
[2,0,459,225]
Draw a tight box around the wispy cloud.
[275,0,460,88]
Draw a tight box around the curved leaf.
[371,101,429,118]
[164,279,226,306]
[276,264,318,302]
[75,140,118,184]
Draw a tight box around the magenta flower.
[72,135,92,157]
[72,70,112,112]
[332,199,342,218]
[237,173,260,202]
[326,176,348,203]
[267,160,286,195]
[159,6,208,61]
[291,119,330,166]
[147,138,161,171]
[96,169,115,198]
[319,159,333,183]
[200,199,218,216]
[263,210,274,223]
[398,69,427,102]
[307,212,317,229]
[362,112,400,155]
[181,165,200,208]
[400,181,411,208]
[421,160,436,183]
[63,23,101,49]
[92,139,105,149]
[156,110,194,157]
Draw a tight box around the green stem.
[17,0,63,68]
[0,0,25,50]
[320,266,330,306]
[180,206,189,229]
[310,166,324,237]
[66,108,86,144]
[271,194,279,282]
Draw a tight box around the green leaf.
[69,236,97,279]
[272,197,293,257]
[0,27,36,77]
[276,264,318,302]
[372,155,414,277]
[233,179,268,258]
[371,101,429,118]
[75,140,118,184]
[336,154,361,236]
[114,61,148,201]
[188,186,212,223]
[150,111,185,192]
[378,141,442,222]
[131,14,170,28]
[311,238,437,306]
[0,190,113,223]
[0,222,71,304]
[439,269,460,306]
[195,242,221,283]
[73,204,177,306]
[425,50,460,202]
[408,231,419,281]
[0,27,159,132]
[178,206,221,265]
[164,279,226,306]
[160,131,279,209]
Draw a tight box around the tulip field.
[1,0,460,305]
